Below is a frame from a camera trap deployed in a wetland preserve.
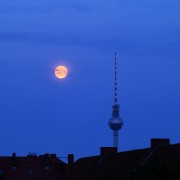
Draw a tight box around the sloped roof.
[62,148,151,180]
[132,143,180,179]
[62,143,180,180]
[0,154,67,180]
[0,143,179,179]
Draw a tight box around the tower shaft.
[113,130,119,149]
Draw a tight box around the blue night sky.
[0,0,180,160]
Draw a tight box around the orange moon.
[55,66,68,79]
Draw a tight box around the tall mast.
[108,53,123,150]
[114,52,118,104]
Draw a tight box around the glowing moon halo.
[55,66,68,79]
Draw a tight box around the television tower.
[108,53,123,150]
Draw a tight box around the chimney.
[11,152,16,169]
[151,138,170,149]
[44,153,49,158]
[68,154,74,165]
[100,147,117,156]
[50,154,56,158]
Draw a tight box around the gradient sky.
[0,0,180,160]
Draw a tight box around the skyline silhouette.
[0,0,180,160]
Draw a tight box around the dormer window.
[44,166,50,170]
[28,170,33,175]
[12,166,16,170]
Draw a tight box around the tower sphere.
[108,116,123,131]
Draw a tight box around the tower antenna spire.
[114,52,118,104]
[108,52,123,151]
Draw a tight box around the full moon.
[55,66,68,79]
